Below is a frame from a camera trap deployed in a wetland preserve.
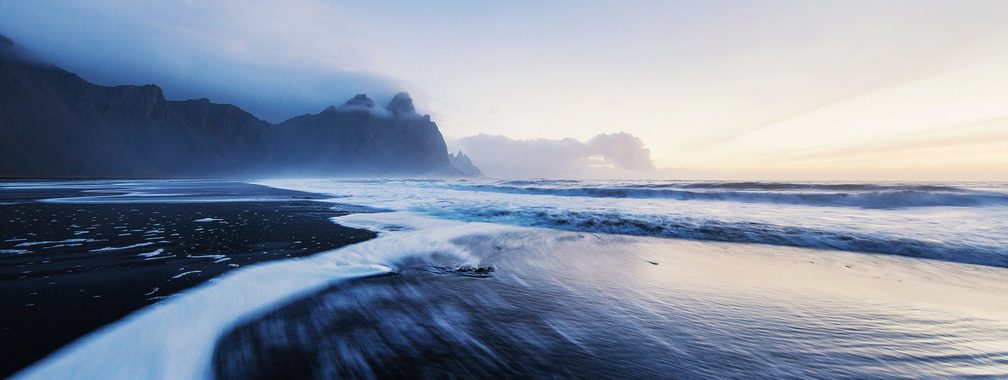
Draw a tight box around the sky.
[2,0,1007,180]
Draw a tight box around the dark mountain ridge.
[0,35,478,178]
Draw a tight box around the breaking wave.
[432,206,1008,268]
[257,178,1008,269]
[442,183,1008,208]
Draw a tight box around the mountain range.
[0,34,480,178]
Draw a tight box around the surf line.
[14,212,507,380]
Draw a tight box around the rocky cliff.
[0,35,478,178]
[448,151,483,177]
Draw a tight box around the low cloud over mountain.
[452,132,655,179]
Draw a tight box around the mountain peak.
[448,150,483,176]
[386,92,416,116]
[0,35,19,58]
[0,38,475,178]
[343,94,375,108]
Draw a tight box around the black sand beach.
[6,182,1008,379]
[211,222,1008,379]
[0,181,375,377]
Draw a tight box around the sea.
[5,179,1008,379]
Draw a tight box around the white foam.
[193,218,223,223]
[16,238,103,247]
[44,243,83,249]
[137,249,165,258]
[14,212,508,380]
[188,254,226,260]
[89,242,155,252]
[256,179,1008,268]
[171,270,202,279]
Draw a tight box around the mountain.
[448,151,483,176]
[0,35,479,178]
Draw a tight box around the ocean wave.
[443,184,1008,208]
[254,178,1008,268]
[493,179,973,191]
[652,181,967,191]
[498,179,583,186]
[432,207,1008,268]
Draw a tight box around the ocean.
[262,178,1008,267]
[6,179,1008,378]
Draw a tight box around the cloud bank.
[452,132,655,179]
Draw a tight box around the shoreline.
[0,181,377,377]
[5,180,1008,378]
[214,213,1008,378]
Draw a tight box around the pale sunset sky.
[2,0,1006,180]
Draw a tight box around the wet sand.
[214,215,1008,379]
[10,193,1008,379]
[0,182,376,376]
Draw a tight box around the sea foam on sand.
[16,212,1008,379]
[13,213,499,379]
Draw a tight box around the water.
[260,178,1008,267]
[9,179,1008,379]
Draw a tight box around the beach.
[5,179,1008,378]
[0,181,375,376]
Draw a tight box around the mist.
[451,133,656,179]
[0,1,404,122]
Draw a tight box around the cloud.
[451,132,655,179]
[0,0,404,122]
[586,133,654,171]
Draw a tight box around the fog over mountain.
[0,35,474,178]
[0,1,406,123]
[452,133,655,179]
